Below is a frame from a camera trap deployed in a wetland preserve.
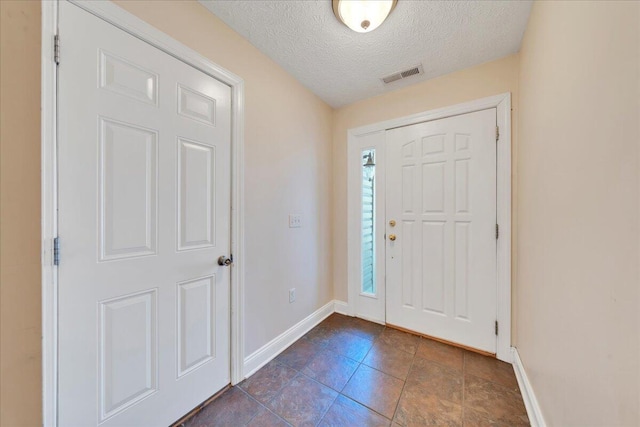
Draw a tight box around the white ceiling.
[199,0,532,108]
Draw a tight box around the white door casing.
[385,109,497,353]
[57,2,231,425]
[347,132,386,324]
[346,95,511,361]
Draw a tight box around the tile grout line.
[313,388,340,427]
[240,359,301,423]
[236,387,291,427]
[192,317,526,427]
[388,338,418,426]
[329,324,395,422]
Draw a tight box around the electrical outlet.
[289,288,296,303]
[289,214,302,228]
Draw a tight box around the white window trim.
[41,2,246,425]
[346,93,512,362]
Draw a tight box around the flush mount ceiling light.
[332,0,398,33]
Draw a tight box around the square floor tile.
[463,406,528,427]
[363,341,414,380]
[319,394,391,427]
[407,357,462,404]
[239,360,298,404]
[303,325,336,347]
[302,348,359,391]
[327,330,374,362]
[464,352,519,390]
[394,384,462,426]
[342,364,404,419]
[376,328,420,355]
[184,387,261,427]
[342,317,385,340]
[464,375,529,426]
[183,317,530,427]
[246,406,290,427]
[415,338,464,372]
[321,314,353,331]
[276,337,323,370]
[267,374,338,427]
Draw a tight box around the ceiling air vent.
[381,64,424,85]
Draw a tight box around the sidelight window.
[361,149,376,295]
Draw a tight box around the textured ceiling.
[199,0,532,108]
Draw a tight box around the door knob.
[389,220,396,227]
[218,255,233,266]
[389,234,397,241]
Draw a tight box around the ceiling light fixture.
[332,0,398,33]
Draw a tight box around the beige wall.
[3,1,639,425]
[517,1,640,425]
[113,1,334,356]
[1,1,334,424]
[332,54,521,334]
[0,1,42,426]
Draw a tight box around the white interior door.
[385,109,497,353]
[57,2,231,425]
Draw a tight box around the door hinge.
[496,224,499,239]
[496,125,500,142]
[53,237,60,266]
[495,320,499,335]
[54,35,60,65]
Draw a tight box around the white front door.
[57,2,231,425]
[385,109,497,353]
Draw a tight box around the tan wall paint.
[331,55,520,336]
[0,1,43,426]
[112,1,334,356]
[517,1,640,425]
[1,1,333,423]
[3,1,638,425]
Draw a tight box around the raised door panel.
[99,290,158,421]
[421,134,445,156]
[386,108,497,353]
[99,50,158,106]
[99,118,158,261]
[58,3,232,425]
[422,162,445,213]
[454,222,471,320]
[177,138,215,251]
[177,84,216,126]
[421,221,446,314]
[177,276,216,377]
[401,220,414,308]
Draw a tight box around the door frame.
[41,1,246,425]
[347,93,512,362]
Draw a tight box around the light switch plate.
[289,214,302,228]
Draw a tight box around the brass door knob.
[389,234,397,241]
[389,220,396,227]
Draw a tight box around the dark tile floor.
[183,314,529,427]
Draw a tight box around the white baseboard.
[511,347,546,427]
[243,300,336,378]
[333,300,349,315]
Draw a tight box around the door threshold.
[385,322,496,358]
[171,384,231,427]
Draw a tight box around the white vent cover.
[381,64,424,84]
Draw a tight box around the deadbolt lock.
[389,234,397,241]
[389,220,396,227]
